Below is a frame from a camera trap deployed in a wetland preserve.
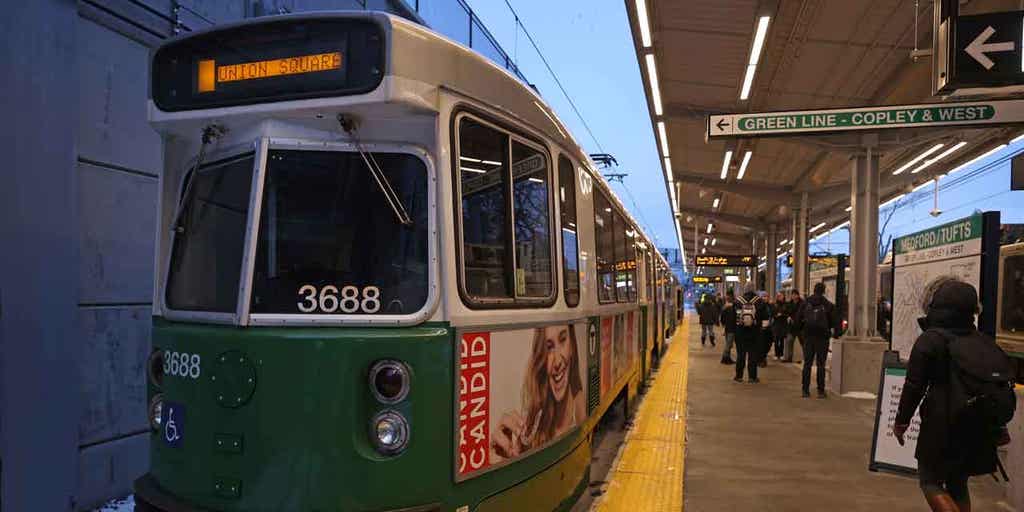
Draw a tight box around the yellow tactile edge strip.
[593,314,690,512]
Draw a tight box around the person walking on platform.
[719,291,737,365]
[697,293,719,347]
[796,282,835,398]
[771,292,789,359]
[894,277,1015,512]
[782,289,803,362]
[733,290,768,383]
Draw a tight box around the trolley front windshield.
[250,149,429,316]
[166,153,255,313]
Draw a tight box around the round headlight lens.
[148,350,165,388]
[149,394,164,432]
[368,360,410,404]
[370,410,409,455]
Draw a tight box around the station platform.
[594,313,1013,511]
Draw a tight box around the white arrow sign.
[965,26,1015,70]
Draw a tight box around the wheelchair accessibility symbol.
[163,401,185,447]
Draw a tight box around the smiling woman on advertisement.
[491,324,586,462]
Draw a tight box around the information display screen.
[692,276,723,284]
[152,18,384,111]
[694,255,755,267]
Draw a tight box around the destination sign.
[707,99,1024,139]
[694,255,756,267]
[693,276,723,284]
[197,52,342,92]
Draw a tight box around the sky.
[466,0,676,250]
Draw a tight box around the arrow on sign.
[965,26,1015,70]
[716,118,730,131]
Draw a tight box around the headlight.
[368,360,410,403]
[148,350,165,388]
[370,410,409,455]
[149,394,164,432]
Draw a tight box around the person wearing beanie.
[894,277,1015,512]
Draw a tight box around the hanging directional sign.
[694,255,756,267]
[707,98,1024,139]
[937,11,1024,93]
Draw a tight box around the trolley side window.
[594,190,616,303]
[1001,255,1024,333]
[456,115,555,305]
[166,153,255,313]
[559,155,580,307]
[249,150,429,315]
[512,141,552,297]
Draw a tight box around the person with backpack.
[697,293,719,347]
[719,291,737,365]
[894,277,1015,512]
[733,289,769,383]
[796,282,836,398]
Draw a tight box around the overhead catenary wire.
[501,0,605,154]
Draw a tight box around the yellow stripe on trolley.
[595,315,690,512]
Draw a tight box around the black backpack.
[803,300,831,337]
[936,329,1016,445]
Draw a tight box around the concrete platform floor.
[683,317,1014,512]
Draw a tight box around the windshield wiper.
[338,114,413,227]
[171,124,226,234]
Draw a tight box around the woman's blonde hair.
[522,324,583,448]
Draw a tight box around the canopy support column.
[792,193,810,296]
[766,226,778,298]
[831,135,887,395]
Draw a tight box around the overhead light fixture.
[461,166,487,174]
[460,156,481,163]
[704,238,709,246]
[657,121,670,156]
[844,205,852,212]
[635,0,652,47]
[646,54,663,116]
[712,238,717,246]
[702,247,707,254]
[809,222,826,233]
[737,151,752,180]
[707,223,714,234]
[1013,132,1024,144]
[664,156,673,182]
[712,197,720,209]
[913,179,936,193]
[948,144,1007,175]
[892,143,944,175]
[720,150,733,180]
[911,141,966,174]
[740,16,771,100]
[779,239,788,246]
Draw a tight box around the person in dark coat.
[771,292,789,359]
[782,290,803,362]
[795,282,836,398]
[894,277,1011,512]
[697,294,719,347]
[733,290,769,383]
[719,291,737,364]
[758,292,774,367]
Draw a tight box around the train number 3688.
[163,350,201,379]
[297,285,381,314]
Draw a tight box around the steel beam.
[678,206,766,230]
[674,172,794,203]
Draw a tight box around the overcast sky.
[467,0,676,250]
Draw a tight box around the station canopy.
[627,0,1024,258]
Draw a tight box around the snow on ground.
[94,495,134,511]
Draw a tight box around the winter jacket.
[895,282,1003,476]
[697,300,720,325]
[734,291,769,341]
[795,293,836,340]
[786,298,803,335]
[719,301,737,333]
[771,301,789,338]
